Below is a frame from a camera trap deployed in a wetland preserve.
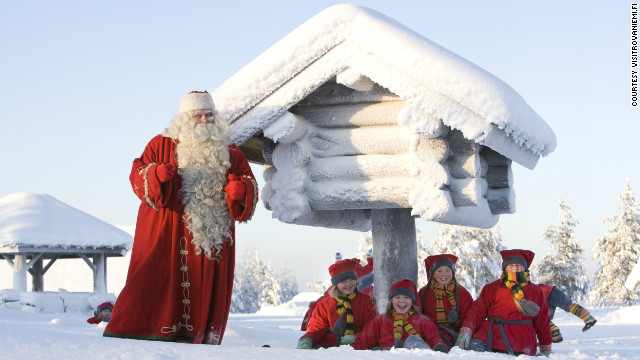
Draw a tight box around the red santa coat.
[104,135,257,344]
[301,292,377,347]
[417,283,474,342]
[350,312,447,350]
[461,280,552,356]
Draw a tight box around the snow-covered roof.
[0,193,132,250]
[213,3,556,169]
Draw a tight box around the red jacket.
[461,280,552,356]
[350,312,447,350]
[300,292,377,348]
[418,282,474,342]
[537,283,554,300]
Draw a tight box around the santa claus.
[104,91,258,344]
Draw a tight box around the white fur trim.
[179,92,215,113]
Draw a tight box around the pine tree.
[533,200,588,301]
[277,266,299,303]
[429,224,505,298]
[231,249,261,313]
[416,230,430,289]
[590,178,640,305]
[259,261,281,307]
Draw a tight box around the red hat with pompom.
[388,279,417,303]
[329,258,359,285]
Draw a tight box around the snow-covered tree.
[231,249,283,313]
[416,230,429,289]
[277,266,299,303]
[429,224,505,298]
[590,178,640,306]
[230,256,259,313]
[354,231,373,263]
[259,261,281,307]
[533,200,588,301]
[307,278,331,294]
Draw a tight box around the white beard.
[165,114,233,259]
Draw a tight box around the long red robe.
[461,280,552,356]
[104,135,257,344]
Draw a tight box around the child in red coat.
[297,258,377,349]
[418,254,474,348]
[87,302,113,324]
[455,249,552,357]
[350,279,448,352]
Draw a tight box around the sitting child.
[350,279,449,352]
[87,302,114,324]
[418,254,474,348]
[297,259,377,349]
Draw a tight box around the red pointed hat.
[500,249,535,271]
[388,279,417,303]
[425,254,458,279]
[329,258,359,285]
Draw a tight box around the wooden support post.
[12,254,27,292]
[93,253,107,294]
[371,208,417,314]
[31,256,44,291]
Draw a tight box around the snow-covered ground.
[1,292,639,360]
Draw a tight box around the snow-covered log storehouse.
[212,4,556,308]
[0,192,132,294]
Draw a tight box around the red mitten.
[86,317,101,324]
[225,174,246,201]
[156,163,175,183]
[539,344,552,357]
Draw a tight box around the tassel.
[447,306,458,323]
[520,299,540,316]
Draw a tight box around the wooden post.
[93,253,107,294]
[13,254,27,292]
[371,208,417,314]
[31,256,44,291]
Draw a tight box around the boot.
[569,303,597,331]
[550,321,563,343]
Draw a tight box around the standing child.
[418,254,474,348]
[297,259,377,349]
[350,279,449,352]
[455,249,552,357]
[538,283,597,343]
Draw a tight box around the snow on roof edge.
[216,3,556,164]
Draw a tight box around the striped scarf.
[500,271,530,301]
[335,292,357,335]
[392,310,419,340]
[431,279,457,325]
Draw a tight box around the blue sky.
[1,1,638,290]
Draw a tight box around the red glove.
[86,317,101,324]
[156,163,175,183]
[225,174,246,201]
